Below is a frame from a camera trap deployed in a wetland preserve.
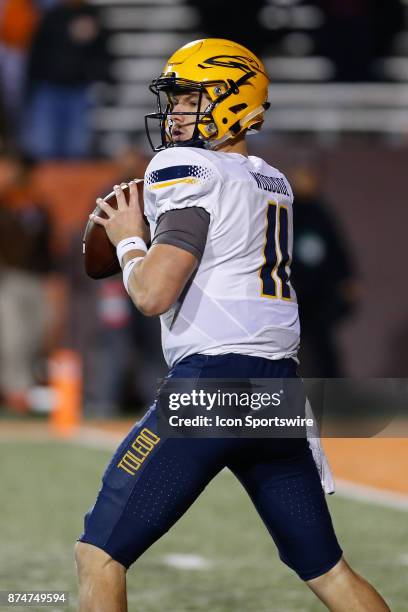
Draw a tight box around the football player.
[75,39,389,611]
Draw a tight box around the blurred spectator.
[0,0,39,143]
[65,229,131,417]
[291,162,359,377]
[0,154,52,411]
[23,0,110,160]
[66,147,166,416]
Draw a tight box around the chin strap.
[202,104,266,150]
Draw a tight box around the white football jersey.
[144,146,299,367]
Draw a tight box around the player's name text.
[249,171,290,195]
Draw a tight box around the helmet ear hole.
[230,103,248,114]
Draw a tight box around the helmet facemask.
[145,78,216,151]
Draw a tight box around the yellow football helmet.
[145,38,270,151]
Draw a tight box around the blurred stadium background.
[0,1,407,610]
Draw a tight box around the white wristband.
[116,237,147,268]
[122,256,144,295]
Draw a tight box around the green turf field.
[0,440,406,611]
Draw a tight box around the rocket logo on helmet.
[198,54,264,74]
[145,38,270,152]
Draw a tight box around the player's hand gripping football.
[90,181,149,247]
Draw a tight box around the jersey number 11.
[259,200,291,300]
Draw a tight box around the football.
[83,179,145,279]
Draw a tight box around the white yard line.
[161,553,213,570]
[334,478,408,511]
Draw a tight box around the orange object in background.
[0,0,39,49]
[49,349,82,436]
